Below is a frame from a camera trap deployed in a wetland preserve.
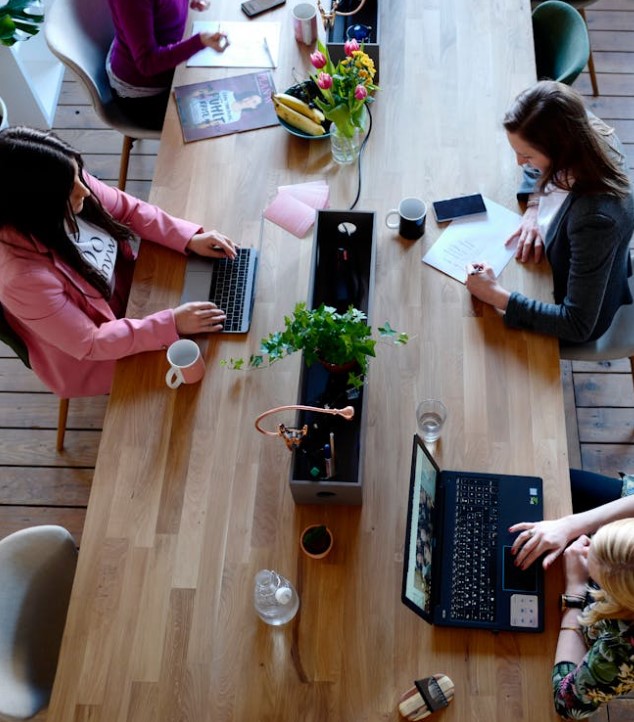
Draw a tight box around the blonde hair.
[582,518,634,626]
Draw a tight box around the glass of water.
[416,399,447,443]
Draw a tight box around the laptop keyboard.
[449,476,499,622]
[209,247,253,333]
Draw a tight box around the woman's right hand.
[509,517,576,570]
[174,302,226,335]
[505,205,544,263]
[200,32,230,52]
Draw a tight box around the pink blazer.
[0,176,201,397]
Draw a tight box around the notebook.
[180,247,258,333]
[402,434,544,632]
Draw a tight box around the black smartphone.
[241,0,286,17]
[432,193,487,223]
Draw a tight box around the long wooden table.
[48,1,572,720]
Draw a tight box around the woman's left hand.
[465,262,511,311]
[187,231,238,260]
[563,534,591,594]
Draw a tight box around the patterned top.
[552,612,634,719]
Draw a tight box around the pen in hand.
[468,263,484,276]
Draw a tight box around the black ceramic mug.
[385,197,427,240]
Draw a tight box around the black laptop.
[180,246,258,333]
[402,434,544,632]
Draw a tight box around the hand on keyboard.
[187,230,238,260]
[174,302,226,335]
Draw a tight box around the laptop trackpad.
[182,270,212,303]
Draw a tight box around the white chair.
[560,274,634,386]
[0,526,77,719]
[45,0,162,191]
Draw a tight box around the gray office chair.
[532,0,599,95]
[560,274,634,386]
[532,0,591,88]
[0,526,77,719]
[45,0,162,191]
[0,303,69,452]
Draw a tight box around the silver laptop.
[181,246,258,333]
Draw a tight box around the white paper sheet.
[187,21,280,68]
[422,197,521,283]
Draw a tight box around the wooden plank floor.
[0,2,632,719]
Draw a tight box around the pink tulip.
[354,85,368,101]
[344,39,360,56]
[310,51,327,69]
[317,72,333,90]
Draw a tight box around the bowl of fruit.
[272,80,331,139]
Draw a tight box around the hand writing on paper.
[505,205,544,263]
[187,231,238,260]
[174,302,226,335]
[200,31,230,53]
[464,262,510,311]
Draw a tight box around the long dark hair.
[503,81,630,197]
[0,126,134,298]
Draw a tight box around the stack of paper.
[422,197,521,283]
[187,21,280,68]
[263,181,330,237]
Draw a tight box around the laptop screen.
[402,435,438,622]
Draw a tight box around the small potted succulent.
[300,524,333,559]
[221,302,408,390]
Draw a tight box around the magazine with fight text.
[173,70,278,143]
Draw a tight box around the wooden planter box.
[289,210,377,505]
[326,0,380,82]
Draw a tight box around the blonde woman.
[511,495,634,718]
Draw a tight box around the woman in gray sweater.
[466,80,634,343]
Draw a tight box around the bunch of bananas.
[272,92,327,137]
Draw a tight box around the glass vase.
[330,123,362,165]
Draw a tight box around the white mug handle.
[165,366,184,389]
[385,209,400,229]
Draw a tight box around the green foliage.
[222,302,407,390]
[0,0,44,47]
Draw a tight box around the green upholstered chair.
[532,0,591,88]
[0,526,77,719]
[0,304,70,451]
[532,0,599,95]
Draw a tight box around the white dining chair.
[0,526,77,719]
[45,0,162,191]
[560,273,634,386]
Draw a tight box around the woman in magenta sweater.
[0,127,235,398]
[106,0,228,129]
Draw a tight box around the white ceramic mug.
[293,2,317,45]
[165,339,206,389]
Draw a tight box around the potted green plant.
[300,524,333,559]
[221,302,408,389]
[0,0,44,46]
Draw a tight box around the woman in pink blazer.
[0,127,235,398]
